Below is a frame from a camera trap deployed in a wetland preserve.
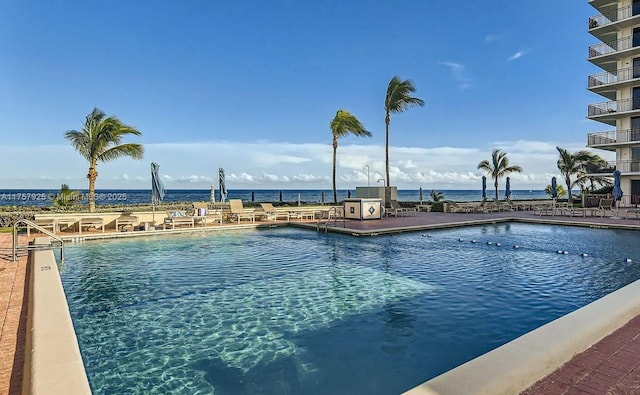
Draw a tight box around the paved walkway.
[0,233,28,395]
[1,211,639,394]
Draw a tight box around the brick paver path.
[522,315,640,394]
[0,233,28,395]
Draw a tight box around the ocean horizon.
[0,188,557,208]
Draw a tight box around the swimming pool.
[60,223,640,394]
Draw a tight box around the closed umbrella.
[481,176,487,201]
[419,186,424,204]
[218,167,227,202]
[612,170,623,218]
[505,177,512,201]
[210,184,215,205]
[551,177,558,199]
[151,162,165,224]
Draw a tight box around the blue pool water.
[60,224,640,394]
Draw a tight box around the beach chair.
[256,203,290,221]
[229,199,255,224]
[626,208,640,219]
[26,218,57,237]
[591,198,614,217]
[163,210,195,229]
[79,217,105,234]
[192,202,223,225]
[115,214,139,232]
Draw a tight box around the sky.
[0,0,612,191]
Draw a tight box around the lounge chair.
[79,217,105,234]
[192,202,223,225]
[163,210,195,229]
[115,214,138,231]
[388,200,417,217]
[256,203,290,221]
[229,199,255,224]
[27,218,57,237]
[591,198,614,217]
[625,207,640,219]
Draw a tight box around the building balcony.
[586,160,640,175]
[587,98,640,126]
[589,0,620,12]
[588,4,640,41]
[588,35,640,72]
[588,66,640,100]
[587,129,640,149]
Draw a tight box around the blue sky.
[0,1,610,190]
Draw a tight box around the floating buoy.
[581,253,588,257]
[557,250,563,254]
[513,245,520,249]
[626,258,633,263]
[563,251,569,255]
[471,240,477,243]
[421,234,427,237]
[496,243,501,246]
[458,238,463,242]
[487,241,492,245]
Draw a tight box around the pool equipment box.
[344,198,382,220]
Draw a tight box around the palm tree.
[330,110,371,203]
[53,184,81,208]
[384,76,425,189]
[477,148,523,201]
[545,184,567,199]
[65,108,144,212]
[430,190,444,202]
[556,146,592,204]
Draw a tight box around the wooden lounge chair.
[79,217,105,234]
[229,199,255,224]
[163,210,195,229]
[256,203,290,221]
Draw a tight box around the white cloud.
[507,49,530,61]
[0,140,615,191]
[438,61,472,90]
[484,33,505,43]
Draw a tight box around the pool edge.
[403,277,640,395]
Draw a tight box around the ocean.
[0,188,552,208]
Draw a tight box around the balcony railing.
[587,160,640,173]
[588,66,640,88]
[588,4,634,29]
[587,130,617,145]
[588,98,640,116]
[587,129,640,145]
[588,35,635,59]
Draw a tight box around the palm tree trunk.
[87,164,98,213]
[385,114,390,188]
[332,139,338,204]
[565,177,572,204]
[494,180,499,201]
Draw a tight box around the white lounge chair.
[256,203,290,221]
[79,217,105,234]
[163,210,195,229]
[229,199,255,224]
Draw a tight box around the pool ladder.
[317,207,344,233]
[11,219,64,262]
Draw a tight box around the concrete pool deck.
[1,210,640,393]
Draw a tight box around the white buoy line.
[415,234,630,260]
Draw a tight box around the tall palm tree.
[65,108,144,212]
[477,148,523,201]
[384,76,425,189]
[330,109,371,203]
[556,146,592,204]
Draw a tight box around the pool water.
[60,224,640,394]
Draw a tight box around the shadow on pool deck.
[2,210,640,394]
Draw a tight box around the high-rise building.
[587,0,640,205]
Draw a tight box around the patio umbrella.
[210,184,215,205]
[613,170,623,217]
[218,167,227,202]
[505,177,512,200]
[279,190,283,202]
[551,177,558,199]
[419,186,424,204]
[481,176,487,201]
[151,162,165,224]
